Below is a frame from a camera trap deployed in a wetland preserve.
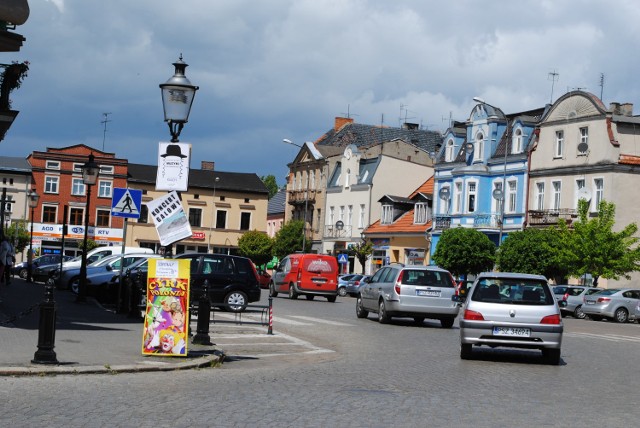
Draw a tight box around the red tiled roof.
[409,176,434,199]
[366,211,431,234]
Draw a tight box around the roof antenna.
[101,112,112,151]
[340,104,359,119]
[599,73,605,101]
[548,70,559,104]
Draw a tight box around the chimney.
[402,122,419,130]
[334,117,354,131]
[621,103,633,117]
[610,102,621,115]
[201,161,215,171]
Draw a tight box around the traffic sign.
[337,253,349,264]
[111,188,142,219]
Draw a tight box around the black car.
[15,255,73,281]
[133,253,261,312]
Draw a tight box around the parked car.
[581,288,640,323]
[558,286,602,319]
[345,274,369,297]
[13,254,72,280]
[60,246,154,270]
[337,274,357,296]
[270,253,339,302]
[635,300,640,323]
[33,256,80,283]
[93,254,162,302]
[552,285,569,301]
[356,264,459,327]
[458,272,565,365]
[257,269,271,289]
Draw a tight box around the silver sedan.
[582,288,640,323]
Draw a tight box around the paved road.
[3,292,639,427]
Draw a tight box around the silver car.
[581,288,640,323]
[558,286,602,319]
[458,272,565,365]
[356,264,459,327]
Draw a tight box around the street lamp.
[76,153,99,302]
[208,176,219,253]
[160,55,199,142]
[283,138,310,252]
[27,189,39,283]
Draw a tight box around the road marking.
[566,332,640,343]
[289,316,354,326]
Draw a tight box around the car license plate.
[586,301,595,305]
[493,327,530,337]
[417,290,440,297]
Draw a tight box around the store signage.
[192,232,205,240]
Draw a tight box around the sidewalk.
[0,276,223,376]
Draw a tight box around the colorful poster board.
[146,191,193,246]
[142,258,191,357]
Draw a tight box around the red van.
[269,253,339,302]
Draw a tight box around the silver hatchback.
[458,272,565,365]
[581,288,640,323]
[356,264,459,327]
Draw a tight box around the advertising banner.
[156,142,191,191]
[142,258,191,357]
[146,191,192,246]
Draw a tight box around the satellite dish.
[439,187,451,200]
[577,187,592,201]
[577,142,589,154]
[465,142,475,154]
[492,188,504,201]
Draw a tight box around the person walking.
[4,239,15,284]
[0,236,10,285]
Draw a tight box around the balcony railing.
[435,216,452,230]
[528,209,578,227]
[434,213,501,230]
[324,224,353,239]
[287,189,317,205]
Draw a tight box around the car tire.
[225,291,248,312]
[356,296,369,319]
[460,344,472,360]
[269,282,278,298]
[378,300,390,324]
[70,277,80,294]
[338,287,347,297]
[574,305,586,319]
[305,295,314,301]
[543,348,561,365]
[413,317,425,324]
[327,296,336,303]
[288,283,298,300]
[18,268,28,279]
[440,317,455,328]
[614,307,629,323]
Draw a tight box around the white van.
[62,246,154,269]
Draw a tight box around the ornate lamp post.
[76,153,99,302]
[160,55,199,143]
[26,189,39,283]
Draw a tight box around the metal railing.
[528,209,578,227]
[287,189,316,205]
[324,224,353,238]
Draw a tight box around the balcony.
[434,215,451,230]
[473,213,501,229]
[324,224,353,239]
[528,209,578,227]
[287,189,316,206]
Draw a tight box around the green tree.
[237,230,274,266]
[559,199,640,286]
[348,239,374,274]
[497,228,569,283]
[4,221,30,253]
[432,227,496,279]
[78,238,99,253]
[261,174,279,199]
[273,220,307,257]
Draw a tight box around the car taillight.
[297,269,301,284]
[541,314,561,324]
[597,297,611,303]
[354,280,360,285]
[463,309,484,321]
[395,271,404,294]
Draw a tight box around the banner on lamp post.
[156,142,191,191]
[147,191,192,246]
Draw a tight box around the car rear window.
[472,278,553,305]
[567,287,585,297]
[596,289,620,296]
[400,269,454,288]
[553,286,567,295]
[303,258,335,273]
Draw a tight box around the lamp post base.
[32,285,58,365]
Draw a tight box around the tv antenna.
[399,104,416,126]
[340,104,359,119]
[548,69,559,103]
[442,111,453,130]
[599,73,605,100]
[101,112,112,151]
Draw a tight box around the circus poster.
[142,258,191,357]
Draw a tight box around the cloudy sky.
[4,1,640,184]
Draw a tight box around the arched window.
[475,132,484,160]
[512,129,523,154]
[445,139,455,162]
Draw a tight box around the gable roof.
[267,189,287,215]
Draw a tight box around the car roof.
[476,272,547,281]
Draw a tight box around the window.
[99,165,114,175]
[42,205,57,223]
[139,204,148,223]
[96,209,110,227]
[474,132,484,160]
[381,205,393,224]
[575,179,585,208]
[555,131,564,158]
[240,212,251,230]
[552,181,562,210]
[359,204,365,228]
[466,181,477,213]
[188,208,202,227]
[339,206,344,221]
[72,178,85,196]
[216,210,227,229]
[594,178,604,208]
[507,180,517,213]
[317,209,322,232]
[414,202,428,224]
[578,127,589,154]
[329,206,335,226]
[345,169,350,188]
[512,129,523,154]
[536,182,545,210]
[453,182,462,214]
[45,176,59,194]
[445,139,455,162]
[347,205,353,226]
[98,181,112,198]
[310,170,315,190]
[70,207,84,225]
[46,160,60,170]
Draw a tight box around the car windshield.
[472,278,553,305]
[400,269,454,288]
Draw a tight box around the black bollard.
[32,275,59,364]
[192,280,212,345]
[127,271,143,320]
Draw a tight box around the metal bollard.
[268,296,273,335]
[32,275,59,364]
[192,280,212,345]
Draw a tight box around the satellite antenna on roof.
[399,104,416,127]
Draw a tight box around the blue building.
[429,100,547,260]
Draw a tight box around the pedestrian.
[5,239,15,285]
[0,235,10,285]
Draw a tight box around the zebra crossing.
[213,312,355,327]
[565,331,640,344]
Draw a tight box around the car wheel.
[225,291,248,312]
[460,343,472,360]
[589,315,603,321]
[614,307,629,323]
[574,305,586,319]
[327,296,336,303]
[288,283,298,300]
[440,317,455,328]
[305,295,314,301]
[338,287,347,297]
[268,281,278,298]
[18,268,28,279]
[413,317,425,324]
[70,277,80,294]
[542,348,561,365]
[378,300,391,324]
[356,296,369,319]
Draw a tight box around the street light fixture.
[160,55,199,143]
[27,189,39,283]
[76,153,99,302]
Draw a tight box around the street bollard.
[192,280,212,345]
[268,296,273,335]
[32,274,59,364]
[127,273,143,320]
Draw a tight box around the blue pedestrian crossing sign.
[111,188,142,219]
[337,253,349,264]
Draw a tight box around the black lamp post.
[76,153,99,303]
[26,189,39,283]
[160,55,199,143]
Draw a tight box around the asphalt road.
[3,291,640,427]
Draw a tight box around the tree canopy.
[261,174,279,200]
[272,220,307,257]
[348,239,374,274]
[432,227,496,278]
[237,230,274,267]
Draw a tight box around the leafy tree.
[432,227,496,279]
[237,230,274,266]
[273,220,308,257]
[348,239,374,274]
[497,228,569,283]
[261,174,279,199]
[3,221,30,253]
[78,238,99,253]
[559,199,640,287]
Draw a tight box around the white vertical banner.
[156,142,191,191]
[147,191,192,246]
